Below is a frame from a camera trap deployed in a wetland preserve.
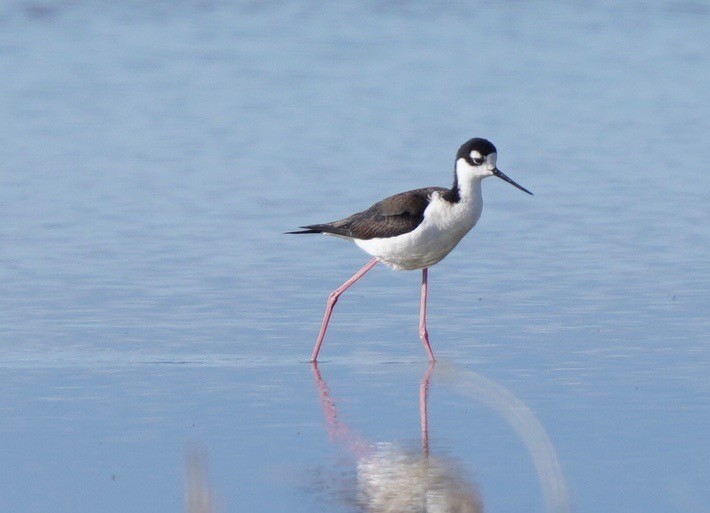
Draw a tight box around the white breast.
[354,185,483,270]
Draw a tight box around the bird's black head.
[456,138,497,166]
[453,137,533,195]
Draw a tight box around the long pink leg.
[310,258,379,362]
[419,268,436,362]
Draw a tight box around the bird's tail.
[284,226,322,235]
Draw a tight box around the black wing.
[287,187,446,240]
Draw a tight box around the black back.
[288,186,446,239]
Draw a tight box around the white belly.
[354,192,482,270]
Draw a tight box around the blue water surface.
[1,1,708,512]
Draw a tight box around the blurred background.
[0,1,708,512]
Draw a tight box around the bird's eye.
[471,157,484,165]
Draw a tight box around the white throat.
[454,159,485,203]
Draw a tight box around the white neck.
[454,159,485,205]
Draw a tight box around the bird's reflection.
[312,362,571,513]
[312,362,483,513]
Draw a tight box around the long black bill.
[493,168,533,195]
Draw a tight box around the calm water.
[1,1,708,512]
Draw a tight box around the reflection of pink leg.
[419,362,435,456]
[418,268,436,362]
[310,362,370,458]
[310,258,379,362]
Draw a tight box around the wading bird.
[288,138,532,362]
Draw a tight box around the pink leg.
[419,268,436,362]
[310,258,379,362]
[419,362,435,456]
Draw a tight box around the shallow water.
[1,1,708,512]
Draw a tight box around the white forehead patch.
[469,150,483,160]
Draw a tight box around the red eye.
[472,157,484,165]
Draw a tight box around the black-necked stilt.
[288,138,532,362]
